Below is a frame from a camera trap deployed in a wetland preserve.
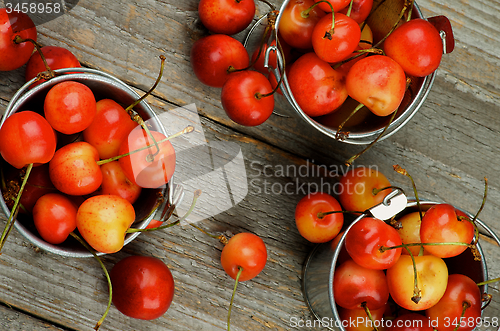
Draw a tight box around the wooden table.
[1,0,499,330]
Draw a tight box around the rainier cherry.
[25,45,81,86]
[220,70,274,126]
[99,161,142,204]
[190,34,249,88]
[294,192,343,243]
[198,0,255,35]
[0,8,37,71]
[346,55,407,117]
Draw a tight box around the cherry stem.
[372,185,404,196]
[345,109,398,166]
[317,210,365,219]
[336,103,365,140]
[227,266,244,331]
[361,302,379,331]
[125,55,167,161]
[471,177,488,224]
[372,0,414,49]
[13,36,55,80]
[332,48,384,70]
[189,222,229,245]
[453,301,471,331]
[393,165,423,221]
[477,277,500,287]
[380,241,473,253]
[346,0,354,18]
[69,232,111,331]
[405,246,422,304]
[96,125,194,166]
[0,163,33,254]
[301,0,335,37]
[126,189,201,233]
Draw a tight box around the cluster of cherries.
[0,7,267,331]
[294,166,490,331]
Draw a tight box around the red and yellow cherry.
[294,192,344,243]
[83,98,138,159]
[311,13,361,63]
[346,55,407,116]
[339,0,373,24]
[0,8,37,71]
[76,194,135,253]
[190,34,249,88]
[278,0,326,49]
[118,127,176,189]
[387,313,433,331]
[221,232,267,282]
[338,166,392,213]
[396,211,427,256]
[110,255,174,320]
[339,304,387,331]
[25,45,81,86]
[314,0,350,13]
[220,70,274,126]
[425,274,481,331]
[0,111,57,169]
[49,141,102,196]
[198,0,255,35]
[333,259,389,310]
[345,217,402,270]
[384,18,443,77]
[386,254,448,311]
[420,204,474,258]
[99,161,142,204]
[44,81,97,135]
[32,193,78,245]
[287,52,348,117]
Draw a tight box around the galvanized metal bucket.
[302,197,499,330]
[250,0,446,144]
[0,68,171,257]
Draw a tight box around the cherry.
[278,0,326,49]
[99,161,142,204]
[339,0,373,24]
[83,98,139,159]
[386,254,448,311]
[287,52,348,117]
[338,166,392,213]
[333,259,389,310]
[294,192,343,243]
[220,70,274,126]
[221,232,267,330]
[190,34,249,88]
[419,204,475,258]
[346,54,407,117]
[396,211,426,257]
[314,0,350,13]
[311,12,361,63]
[25,45,81,87]
[110,255,174,320]
[0,8,37,71]
[345,217,402,270]
[32,193,78,245]
[0,111,57,169]
[198,0,255,35]
[49,141,102,196]
[76,194,136,254]
[44,81,97,135]
[384,18,443,77]
[425,274,482,331]
[117,127,176,189]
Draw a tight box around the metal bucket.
[302,199,499,330]
[261,0,441,144]
[0,68,170,257]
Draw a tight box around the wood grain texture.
[0,0,499,330]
